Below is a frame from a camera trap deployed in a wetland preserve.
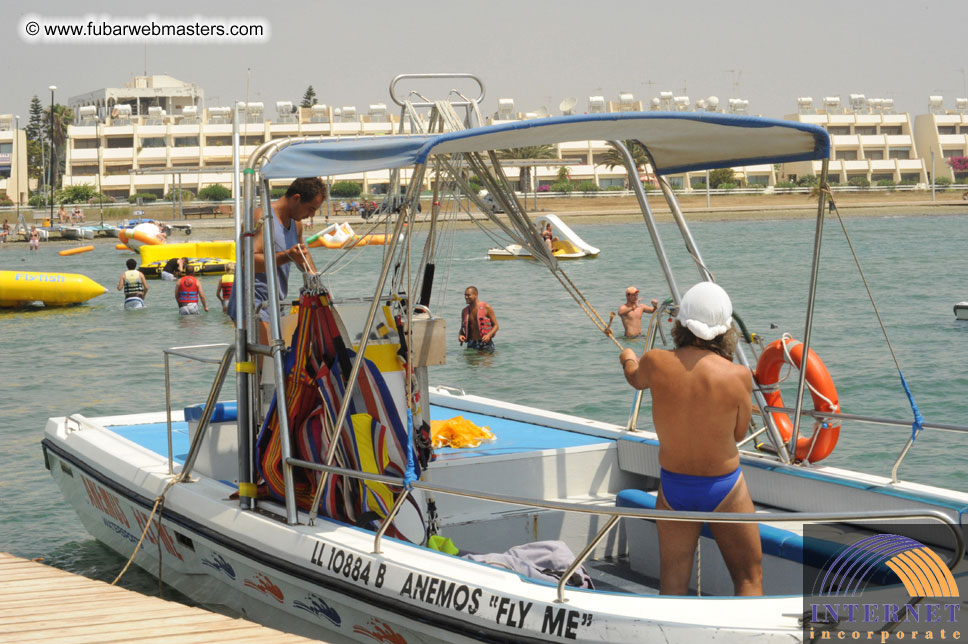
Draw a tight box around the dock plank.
[0,553,319,643]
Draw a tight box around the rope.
[552,270,625,350]
[825,188,924,440]
[111,477,178,586]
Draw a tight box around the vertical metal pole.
[705,169,711,208]
[49,86,56,226]
[931,150,935,201]
[14,115,20,217]
[260,176,298,523]
[233,105,253,510]
[789,158,831,457]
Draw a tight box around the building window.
[71,165,98,175]
[105,165,132,175]
[106,137,134,148]
[106,190,129,200]
[871,173,893,182]
[888,148,910,160]
[0,166,10,179]
[838,150,858,161]
[562,154,586,164]
[747,176,769,186]
[880,126,902,135]
[665,176,684,189]
[241,135,264,146]
[827,126,850,135]
[937,126,956,135]
[0,143,10,154]
[599,178,625,189]
[855,126,876,135]
[942,149,962,158]
[865,150,884,160]
[73,139,99,149]
[900,173,920,183]
[173,136,199,147]
[140,137,166,148]
[206,136,232,146]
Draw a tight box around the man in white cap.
[617,286,659,338]
[618,281,762,596]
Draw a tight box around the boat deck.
[107,404,613,467]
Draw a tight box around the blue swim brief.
[660,467,742,512]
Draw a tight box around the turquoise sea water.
[1,213,967,591]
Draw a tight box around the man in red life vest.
[175,264,209,315]
[458,286,499,351]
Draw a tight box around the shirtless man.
[458,286,499,351]
[618,286,659,337]
[618,281,761,596]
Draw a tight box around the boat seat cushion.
[184,402,238,424]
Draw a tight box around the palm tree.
[598,139,650,172]
[43,104,74,189]
[497,145,558,192]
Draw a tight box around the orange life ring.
[754,336,841,463]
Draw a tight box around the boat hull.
[955,302,968,320]
[42,410,804,643]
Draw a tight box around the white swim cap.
[676,282,733,341]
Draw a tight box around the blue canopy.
[259,112,829,179]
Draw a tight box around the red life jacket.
[176,276,199,304]
[461,302,493,340]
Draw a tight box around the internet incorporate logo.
[806,533,962,641]
[819,534,959,598]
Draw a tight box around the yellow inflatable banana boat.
[0,270,106,307]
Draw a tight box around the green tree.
[708,167,735,188]
[43,104,74,188]
[300,86,317,108]
[599,140,650,172]
[26,96,44,142]
[55,184,108,204]
[198,184,232,201]
[331,181,362,198]
[26,139,43,184]
[497,145,557,192]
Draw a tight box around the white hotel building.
[62,76,963,200]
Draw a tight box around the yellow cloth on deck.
[430,415,496,449]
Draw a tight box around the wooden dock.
[0,552,320,643]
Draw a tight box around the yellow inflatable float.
[59,245,95,256]
[138,241,236,278]
[307,222,394,249]
[0,270,106,307]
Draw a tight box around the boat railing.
[757,404,968,482]
[162,343,234,476]
[285,455,966,604]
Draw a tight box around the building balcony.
[71,149,98,162]
[832,135,860,147]
[828,115,854,126]
[301,123,332,136]
[897,159,924,171]
[101,175,131,187]
[205,124,232,135]
[171,147,200,160]
[860,135,886,146]
[843,160,869,171]
[132,175,166,188]
[138,125,167,136]
[171,124,202,135]
[137,148,167,162]
[102,124,134,135]
[886,135,913,145]
[362,123,393,135]
[202,146,233,158]
[870,160,897,171]
[269,123,300,136]
[199,171,233,183]
[938,134,967,145]
[103,148,134,161]
[239,123,265,136]
[331,122,363,135]
[70,126,98,137]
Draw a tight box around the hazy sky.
[4,0,968,121]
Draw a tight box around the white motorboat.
[43,75,967,643]
[955,302,968,320]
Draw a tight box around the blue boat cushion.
[616,488,803,562]
[183,402,238,424]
